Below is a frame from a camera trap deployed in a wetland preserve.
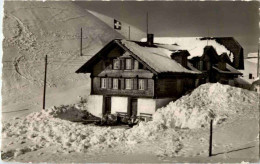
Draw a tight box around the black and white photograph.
[1,0,259,163]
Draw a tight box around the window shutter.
[144,79,148,90]
[134,60,139,70]
[98,77,101,88]
[112,60,115,69]
[131,79,134,89]
[108,78,112,89]
[131,59,134,69]
[121,59,125,70]
[118,79,121,89]
[133,78,138,90]
[121,78,125,89]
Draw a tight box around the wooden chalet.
[76,35,201,117]
[76,35,243,118]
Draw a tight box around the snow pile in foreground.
[44,104,98,122]
[2,105,179,159]
[2,83,258,160]
[153,83,259,129]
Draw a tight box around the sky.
[76,1,259,56]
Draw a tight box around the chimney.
[147,34,154,46]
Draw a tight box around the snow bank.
[153,83,259,129]
[2,83,258,159]
[2,103,176,159]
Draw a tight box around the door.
[131,99,137,117]
[104,97,111,114]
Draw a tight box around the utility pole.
[128,26,131,40]
[257,45,259,77]
[80,27,83,56]
[209,119,213,157]
[43,55,47,110]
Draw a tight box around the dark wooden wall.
[92,77,154,98]
[155,76,197,98]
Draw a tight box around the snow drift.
[153,83,259,129]
[2,83,258,160]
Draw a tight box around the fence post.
[209,119,213,157]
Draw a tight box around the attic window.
[139,63,144,69]
[126,59,132,69]
[113,59,120,70]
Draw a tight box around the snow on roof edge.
[119,39,201,74]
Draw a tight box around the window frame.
[138,79,145,90]
[112,78,119,89]
[113,59,120,70]
[125,58,132,70]
[101,78,107,89]
[125,78,133,90]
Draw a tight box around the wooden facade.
[82,42,200,99]
[76,38,242,117]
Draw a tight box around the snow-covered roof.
[213,64,242,75]
[141,37,234,62]
[247,52,258,64]
[252,77,260,85]
[119,40,200,74]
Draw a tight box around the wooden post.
[43,55,47,110]
[209,119,213,157]
[80,28,82,56]
[146,12,148,35]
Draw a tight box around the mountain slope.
[2,1,123,114]
[87,10,146,41]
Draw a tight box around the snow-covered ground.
[2,1,123,117]
[2,1,259,163]
[2,83,259,162]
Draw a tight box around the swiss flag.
[114,19,121,30]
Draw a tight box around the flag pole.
[146,12,149,36]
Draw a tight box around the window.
[126,59,132,69]
[101,78,107,88]
[113,59,120,69]
[138,79,145,90]
[139,62,144,69]
[249,73,253,79]
[125,79,133,89]
[134,60,139,70]
[113,78,119,89]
